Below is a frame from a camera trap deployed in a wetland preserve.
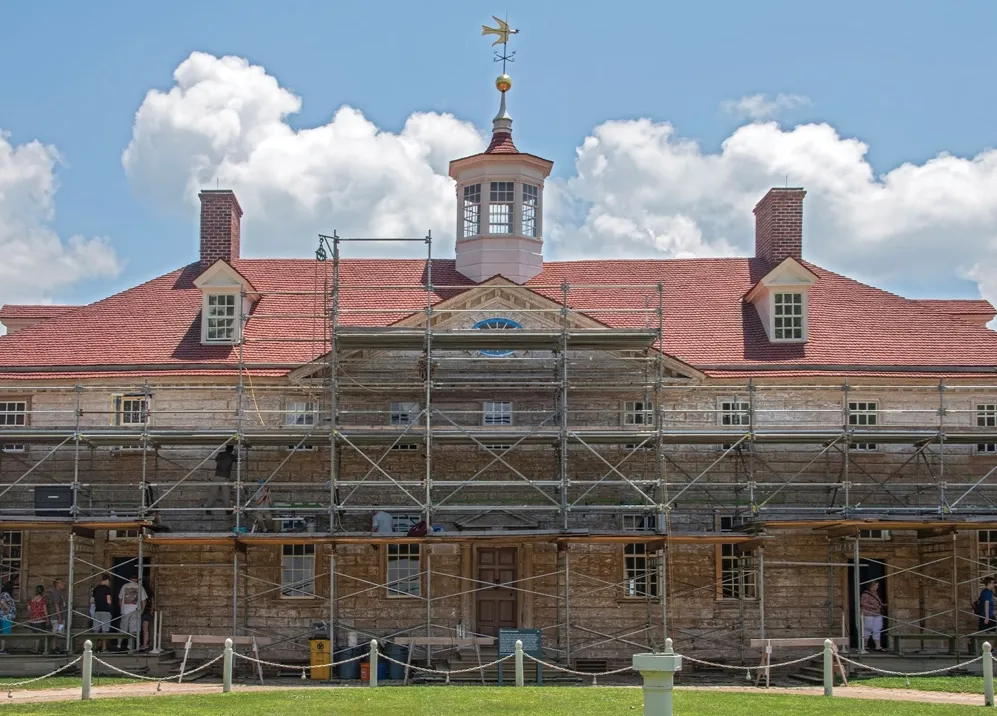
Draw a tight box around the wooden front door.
[476,547,517,637]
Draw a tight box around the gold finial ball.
[495,74,512,92]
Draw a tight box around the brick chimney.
[753,187,806,266]
[199,190,242,266]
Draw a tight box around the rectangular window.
[859,530,891,541]
[720,399,750,427]
[114,396,148,426]
[623,401,654,427]
[285,401,317,427]
[488,181,514,234]
[623,514,658,598]
[0,531,22,597]
[718,516,757,600]
[483,401,513,426]
[521,184,538,237]
[387,543,421,597]
[281,544,316,598]
[462,184,481,237]
[773,292,804,340]
[389,402,420,425]
[205,293,238,342]
[978,404,997,453]
[391,514,421,533]
[0,401,27,453]
[848,401,878,451]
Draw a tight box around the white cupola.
[449,73,554,284]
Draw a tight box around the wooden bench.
[0,631,58,655]
[965,634,995,657]
[892,634,957,655]
[748,637,849,688]
[393,636,495,685]
[171,635,273,684]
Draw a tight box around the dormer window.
[488,182,514,234]
[205,293,238,343]
[462,184,481,237]
[743,258,817,344]
[194,260,258,346]
[521,184,539,237]
[773,292,805,341]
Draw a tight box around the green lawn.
[862,676,985,694]
[0,676,139,692]
[0,687,985,715]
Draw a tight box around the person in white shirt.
[372,511,393,534]
[118,575,147,650]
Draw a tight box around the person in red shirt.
[27,585,48,654]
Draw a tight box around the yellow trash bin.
[309,639,331,680]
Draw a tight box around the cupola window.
[462,184,481,237]
[488,181,514,234]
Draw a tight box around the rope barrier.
[233,650,365,680]
[837,654,982,678]
[92,652,225,691]
[378,652,515,677]
[680,651,825,672]
[522,653,634,684]
[0,657,82,698]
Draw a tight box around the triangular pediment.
[194,259,259,297]
[744,257,818,302]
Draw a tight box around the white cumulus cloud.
[123,52,997,315]
[721,93,812,120]
[0,132,122,312]
[123,52,485,257]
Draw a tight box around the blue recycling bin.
[336,646,361,680]
[387,643,409,680]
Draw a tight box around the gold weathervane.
[481,16,518,46]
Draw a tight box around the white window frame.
[623,401,654,427]
[483,401,513,426]
[859,529,891,541]
[771,291,806,342]
[521,183,539,237]
[979,531,997,581]
[390,402,420,426]
[113,395,149,426]
[488,181,514,234]
[623,514,658,599]
[281,544,316,599]
[717,516,757,601]
[462,183,481,238]
[977,404,997,454]
[719,398,750,427]
[203,291,240,344]
[387,543,422,598]
[391,513,421,533]
[284,400,318,451]
[0,400,27,453]
[0,531,22,598]
[848,400,878,451]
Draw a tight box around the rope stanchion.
[679,651,824,673]
[0,657,83,698]
[377,652,515,677]
[233,650,366,672]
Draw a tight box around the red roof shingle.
[0,258,994,378]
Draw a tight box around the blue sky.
[2,1,997,307]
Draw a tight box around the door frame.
[473,544,521,635]
[846,556,889,650]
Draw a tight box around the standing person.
[140,588,154,651]
[27,585,48,654]
[207,445,238,517]
[978,577,996,633]
[861,580,887,652]
[0,581,16,654]
[91,575,113,652]
[49,579,66,634]
[118,573,147,652]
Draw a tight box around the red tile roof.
[0,305,79,319]
[911,299,996,319]
[0,258,995,379]
[484,131,519,154]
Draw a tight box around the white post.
[823,639,833,697]
[149,612,161,655]
[515,639,524,686]
[178,635,192,683]
[81,639,93,701]
[370,639,379,688]
[223,638,233,693]
[984,641,994,708]
[633,637,682,716]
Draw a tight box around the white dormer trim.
[193,260,259,345]
[743,257,818,343]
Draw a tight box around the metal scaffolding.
[1,230,997,666]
